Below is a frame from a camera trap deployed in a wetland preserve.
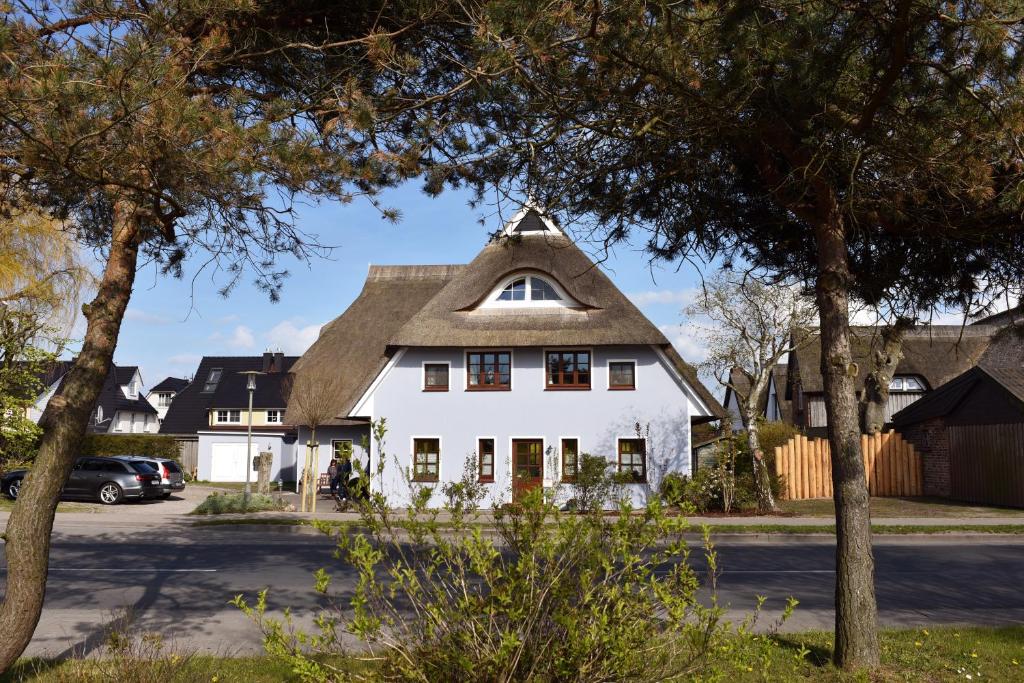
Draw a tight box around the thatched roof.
[286,214,724,423]
[389,233,663,347]
[284,265,461,426]
[788,325,999,395]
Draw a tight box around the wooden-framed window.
[423,363,450,391]
[561,438,579,482]
[412,438,440,482]
[478,438,495,482]
[545,350,591,389]
[617,438,646,482]
[466,351,511,390]
[608,361,636,390]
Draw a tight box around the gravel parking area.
[64,483,219,517]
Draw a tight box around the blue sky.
[90,184,711,391]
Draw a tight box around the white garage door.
[210,443,260,482]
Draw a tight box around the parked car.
[1,457,166,504]
[110,455,185,498]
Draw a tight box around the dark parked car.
[1,457,166,505]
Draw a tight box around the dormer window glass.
[482,273,575,309]
[498,278,527,301]
[202,368,223,393]
[889,375,925,392]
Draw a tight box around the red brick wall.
[899,418,950,497]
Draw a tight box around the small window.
[890,375,926,392]
[333,440,353,460]
[157,392,172,407]
[888,377,903,391]
[202,368,223,393]
[546,350,591,389]
[478,438,495,482]
[424,363,450,391]
[498,278,527,301]
[618,439,646,482]
[266,410,280,423]
[561,438,579,482]
[412,438,440,482]
[609,361,636,390]
[216,410,240,423]
[467,351,511,390]
[530,277,562,301]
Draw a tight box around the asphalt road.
[2,527,1023,657]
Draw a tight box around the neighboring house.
[286,206,724,508]
[893,325,1024,507]
[721,365,791,430]
[160,353,298,482]
[146,377,189,423]
[28,362,159,434]
[784,325,1001,434]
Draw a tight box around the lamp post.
[238,370,264,508]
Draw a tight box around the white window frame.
[157,392,173,407]
[559,436,582,482]
[607,358,638,390]
[616,436,648,483]
[476,435,497,483]
[480,271,581,309]
[266,409,281,424]
[332,439,354,460]
[216,409,241,424]
[410,435,443,482]
[421,360,451,391]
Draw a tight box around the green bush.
[237,420,735,682]
[659,472,689,509]
[79,433,181,460]
[191,492,284,515]
[566,452,614,512]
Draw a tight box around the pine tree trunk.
[746,409,777,513]
[0,203,139,673]
[861,324,909,434]
[813,214,880,669]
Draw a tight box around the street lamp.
[238,370,264,508]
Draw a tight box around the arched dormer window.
[481,273,580,309]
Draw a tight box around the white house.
[285,206,724,507]
[146,376,189,423]
[29,362,159,434]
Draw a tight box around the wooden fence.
[948,423,1024,508]
[774,431,923,499]
[177,438,198,476]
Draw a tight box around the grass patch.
[780,496,1024,518]
[5,626,1021,682]
[190,492,287,515]
[0,498,96,513]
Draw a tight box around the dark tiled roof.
[723,364,790,422]
[160,355,298,435]
[150,377,189,393]
[112,365,139,386]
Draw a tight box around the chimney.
[273,352,285,373]
[261,352,273,373]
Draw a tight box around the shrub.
[237,424,733,682]
[191,492,284,515]
[566,452,614,512]
[659,472,689,509]
[78,433,182,460]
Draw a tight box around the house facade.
[28,362,159,434]
[160,353,298,482]
[146,376,189,424]
[722,365,791,430]
[286,207,723,507]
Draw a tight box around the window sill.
[608,386,635,391]
[544,386,591,391]
[412,478,439,484]
[478,478,495,484]
[423,387,450,392]
[466,386,511,392]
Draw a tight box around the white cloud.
[168,353,202,367]
[265,320,323,355]
[210,325,255,350]
[125,308,171,325]
[627,289,699,308]
[659,323,707,363]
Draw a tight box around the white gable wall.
[366,345,696,508]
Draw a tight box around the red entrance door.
[512,439,544,502]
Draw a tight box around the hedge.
[78,433,182,460]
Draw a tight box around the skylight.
[202,368,223,393]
